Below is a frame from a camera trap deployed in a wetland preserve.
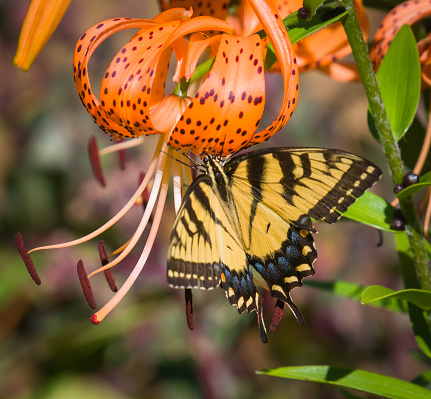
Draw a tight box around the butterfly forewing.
[167,177,222,290]
[226,148,382,225]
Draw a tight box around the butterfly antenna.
[161,149,204,172]
[167,145,205,168]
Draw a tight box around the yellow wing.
[225,147,381,312]
[167,174,263,316]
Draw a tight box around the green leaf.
[304,280,406,312]
[397,171,431,199]
[341,191,397,232]
[262,2,349,70]
[396,233,431,359]
[303,0,326,17]
[258,366,431,399]
[361,285,431,310]
[375,25,421,141]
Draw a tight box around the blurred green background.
[1,1,426,398]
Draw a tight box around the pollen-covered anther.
[15,233,41,286]
[269,299,285,332]
[185,288,194,330]
[88,136,106,187]
[98,241,117,292]
[77,259,97,309]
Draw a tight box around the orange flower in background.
[370,0,431,87]
[14,0,72,71]
[159,0,369,81]
[18,2,299,323]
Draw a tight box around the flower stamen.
[77,259,97,309]
[98,241,117,292]
[15,233,41,286]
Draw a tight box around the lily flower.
[14,0,72,71]
[159,0,369,81]
[18,3,299,327]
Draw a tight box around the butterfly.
[167,147,382,342]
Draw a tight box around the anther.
[185,288,194,330]
[88,136,106,187]
[15,233,41,285]
[269,300,284,332]
[98,241,117,292]
[77,260,97,309]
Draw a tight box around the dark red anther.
[185,289,194,330]
[15,233,41,285]
[98,241,117,292]
[257,296,268,343]
[77,260,97,309]
[269,300,285,332]
[118,147,126,170]
[88,136,106,187]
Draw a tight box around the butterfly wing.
[167,171,264,325]
[167,176,223,290]
[225,147,382,313]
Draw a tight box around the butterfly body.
[167,147,382,341]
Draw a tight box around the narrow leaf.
[361,285,431,310]
[304,280,406,312]
[341,191,396,232]
[375,25,421,141]
[258,366,431,399]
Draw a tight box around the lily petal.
[246,0,299,141]
[171,34,265,155]
[159,0,230,19]
[14,0,72,71]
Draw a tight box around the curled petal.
[246,0,299,140]
[74,18,160,140]
[99,20,182,136]
[159,0,230,19]
[171,34,265,155]
[371,0,431,81]
[14,0,71,71]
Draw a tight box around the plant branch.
[340,0,431,291]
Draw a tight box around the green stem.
[340,0,431,291]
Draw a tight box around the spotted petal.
[170,34,265,155]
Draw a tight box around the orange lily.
[159,0,369,81]
[13,0,71,71]
[19,3,299,324]
[370,0,431,88]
